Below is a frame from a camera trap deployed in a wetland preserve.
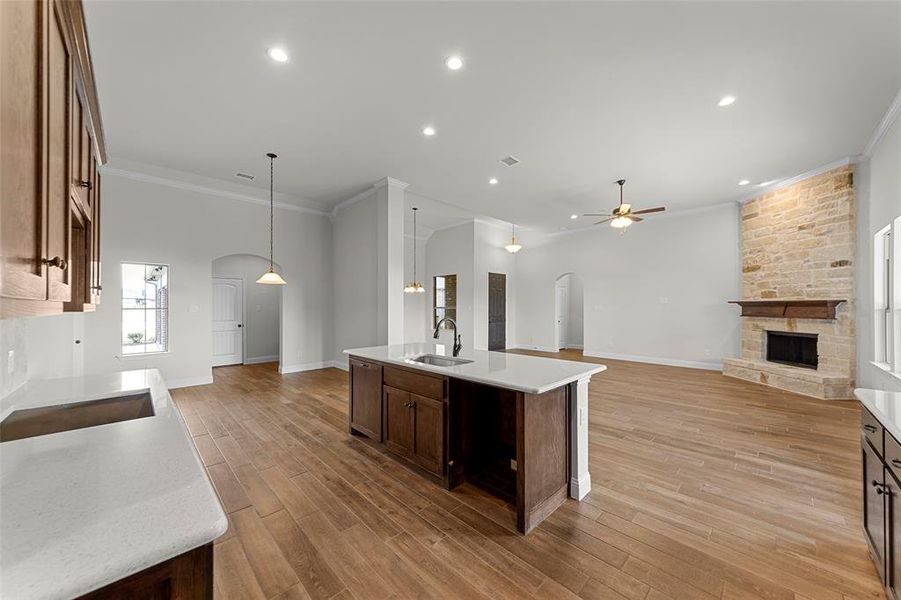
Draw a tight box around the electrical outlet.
[7,350,14,375]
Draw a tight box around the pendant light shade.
[404,207,425,293]
[505,223,522,254]
[257,152,287,285]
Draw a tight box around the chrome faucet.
[433,317,463,357]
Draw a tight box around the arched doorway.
[554,273,584,351]
[211,254,283,369]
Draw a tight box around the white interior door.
[212,277,243,367]
[555,284,568,350]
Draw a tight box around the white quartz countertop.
[856,387,901,442]
[0,369,227,600]
[345,343,606,394]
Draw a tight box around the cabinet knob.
[77,179,93,190]
[90,285,102,291]
[42,256,67,271]
[892,459,901,468]
[878,484,891,496]
[864,424,878,433]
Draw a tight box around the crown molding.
[101,165,330,217]
[330,176,411,218]
[736,156,857,204]
[863,87,901,157]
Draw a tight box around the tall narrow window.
[433,274,457,329]
[875,225,895,370]
[121,263,169,354]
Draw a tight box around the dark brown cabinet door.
[887,468,901,600]
[384,386,414,458]
[488,273,506,351]
[349,359,382,440]
[864,440,887,581]
[412,393,444,476]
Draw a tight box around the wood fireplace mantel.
[728,299,845,320]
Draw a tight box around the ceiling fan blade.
[627,216,643,222]
[594,218,614,225]
[582,213,608,217]
[631,206,666,215]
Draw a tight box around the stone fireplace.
[722,166,855,400]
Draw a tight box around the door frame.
[212,276,245,367]
[555,281,569,350]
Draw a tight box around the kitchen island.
[0,369,226,599]
[345,343,606,533]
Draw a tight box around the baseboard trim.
[280,361,345,374]
[569,473,591,500]
[565,344,584,350]
[511,345,560,353]
[582,350,722,371]
[244,355,279,365]
[166,375,214,389]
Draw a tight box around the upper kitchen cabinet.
[1,0,106,319]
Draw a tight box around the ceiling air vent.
[234,172,255,181]
[499,156,520,167]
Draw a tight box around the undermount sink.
[409,354,473,367]
[0,392,154,442]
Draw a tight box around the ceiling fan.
[584,179,666,229]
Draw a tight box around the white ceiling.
[84,1,900,233]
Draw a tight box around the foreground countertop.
[0,369,227,600]
[856,387,901,442]
[345,343,606,394]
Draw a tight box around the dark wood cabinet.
[1,0,105,319]
[383,386,414,457]
[412,393,444,476]
[864,437,887,581]
[349,358,382,440]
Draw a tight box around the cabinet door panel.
[89,164,101,304]
[384,386,414,458]
[349,359,382,440]
[413,394,444,476]
[1,0,47,302]
[45,3,71,302]
[864,439,887,581]
[888,469,901,599]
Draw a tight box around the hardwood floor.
[172,351,882,600]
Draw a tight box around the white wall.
[212,254,281,364]
[857,107,901,392]
[81,168,333,387]
[426,222,475,349]
[515,204,741,368]
[0,313,86,399]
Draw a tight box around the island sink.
[0,392,154,442]
[409,354,474,367]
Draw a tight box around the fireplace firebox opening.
[766,331,818,369]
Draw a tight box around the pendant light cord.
[413,207,418,281]
[268,153,275,270]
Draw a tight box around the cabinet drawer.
[887,433,901,476]
[384,366,445,400]
[862,407,884,456]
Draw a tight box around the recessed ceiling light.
[570,214,578,219]
[422,125,436,137]
[489,178,498,185]
[758,180,777,186]
[717,95,736,107]
[267,47,288,63]
[738,179,750,186]
[446,56,463,70]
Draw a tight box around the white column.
[374,177,408,346]
[569,376,591,500]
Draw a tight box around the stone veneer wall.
[723,165,855,399]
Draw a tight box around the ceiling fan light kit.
[583,178,666,232]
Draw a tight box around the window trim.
[433,274,457,329]
[874,217,901,378]
[119,261,171,358]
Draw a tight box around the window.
[433,274,457,330]
[121,263,169,355]
[875,218,901,377]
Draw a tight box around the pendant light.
[256,152,287,285]
[505,223,522,254]
[403,207,425,293]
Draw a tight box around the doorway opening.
[211,254,282,369]
[554,273,584,351]
[488,272,507,351]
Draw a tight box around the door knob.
[42,256,67,271]
[237,324,242,328]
